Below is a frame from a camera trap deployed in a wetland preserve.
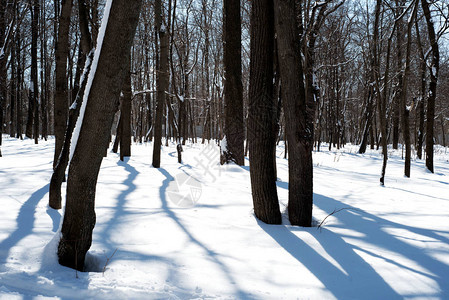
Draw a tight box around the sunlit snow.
[1,135,449,299]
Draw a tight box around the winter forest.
[1,0,449,298]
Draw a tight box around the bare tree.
[421,0,440,173]
[58,0,142,270]
[119,59,132,161]
[0,0,7,157]
[49,0,93,210]
[31,0,39,144]
[221,0,244,165]
[248,0,281,224]
[53,0,73,165]
[152,0,169,168]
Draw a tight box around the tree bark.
[57,0,142,270]
[49,51,94,210]
[120,60,132,161]
[53,0,73,166]
[31,0,39,144]
[248,0,281,225]
[0,0,7,156]
[152,0,169,168]
[415,19,426,160]
[222,0,244,165]
[49,0,94,210]
[274,0,318,226]
[400,0,418,178]
[15,27,23,140]
[421,0,439,173]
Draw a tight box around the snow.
[432,66,437,76]
[220,135,227,154]
[1,134,449,299]
[160,24,166,33]
[69,0,112,163]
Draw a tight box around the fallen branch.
[103,248,118,275]
[317,207,360,230]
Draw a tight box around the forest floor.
[1,134,449,299]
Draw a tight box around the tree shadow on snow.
[86,158,182,288]
[0,184,49,269]
[157,168,254,299]
[259,193,449,299]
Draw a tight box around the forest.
[1,0,449,298]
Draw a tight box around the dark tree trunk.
[152,0,169,168]
[358,87,374,154]
[112,115,121,153]
[31,0,39,144]
[15,28,23,140]
[58,0,142,270]
[274,0,317,227]
[222,0,244,166]
[392,0,405,150]
[0,0,6,156]
[49,0,93,210]
[40,0,49,141]
[49,51,94,210]
[248,0,281,225]
[26,90,34,139]
[53,0,73,166]
[440,115,446,147]
[415,19,426,160]
[10,26,16,138]
[400,0,418,178]
[120,61,132,161]
[421,0,439,173]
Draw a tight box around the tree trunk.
[248,0,281,225]
[15,27,23,140]
[400,0,418,178]
[222,0,244,165]
[53,0,73,166]
[152,0,169,168]
[120,60,132,161]
[274,0,317,226]
[10,25,16,138]
[0,0,6,156]
[26,91,34,139]
[40,0,49,141]
[415,19,426,160]
[440,114,446,147]
[31,0,40,144]
[373,0,388,185]
[49,51,94,210]
[112,115,121,153]
[421,0,439,173]
[57,0,142,270]
[48,0,93,210]
[358,86,374,154]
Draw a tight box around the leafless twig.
[103,248,118,275]
[317,207,360,230]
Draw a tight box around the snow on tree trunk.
[57,0,143,271]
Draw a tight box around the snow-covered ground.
[1,134,449,299]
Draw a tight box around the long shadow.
[258,220,402,299]
[386,185,449,201]
[46,208,61,232]
[157,168,253,299]
[315,194,449,298]
[100,158,138,237]
[92,159,181,286]
[0,184,49,268]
